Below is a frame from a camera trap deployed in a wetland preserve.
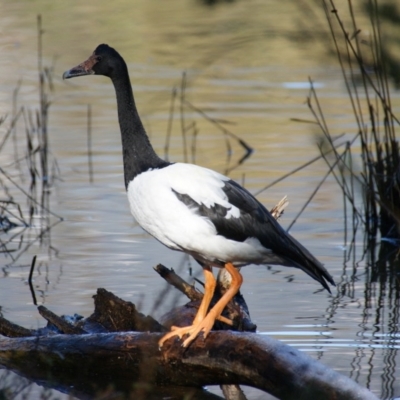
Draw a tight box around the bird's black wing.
[173,180,335,292]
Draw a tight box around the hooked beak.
[63,52,98,79]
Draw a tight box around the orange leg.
[192,266,216,325]
[159,266,216,347]
[158,262,243,348]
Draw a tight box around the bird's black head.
[63,44,126,80]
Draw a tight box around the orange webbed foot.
[158,312,218,348]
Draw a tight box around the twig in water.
[164,87,177,161]
[179,72,188,163]
[28,255,37,306]
[287,150,344,231]
[0,167,63,221]
[254,134,346,196]
[0,108,24,154]
[184,98,253,157]
[87,104,93,184]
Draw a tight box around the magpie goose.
[63,44,335,348]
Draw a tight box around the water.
[0,0,399,399]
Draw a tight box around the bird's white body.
[127,163,272,267]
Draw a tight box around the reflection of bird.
[63,44,335,348]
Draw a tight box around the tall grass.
[307,2,400,397]
[309,0,399,251]
[0,15,62,265]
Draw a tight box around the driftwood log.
[0,330,379,400]
[0,278,378,400]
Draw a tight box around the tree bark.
[0,329,378,400]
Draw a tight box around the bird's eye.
[96,56,102,62]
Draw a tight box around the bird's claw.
[158,316,216,348]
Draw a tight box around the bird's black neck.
[111,66,169,189]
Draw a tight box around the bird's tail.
[284,234,335,293]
